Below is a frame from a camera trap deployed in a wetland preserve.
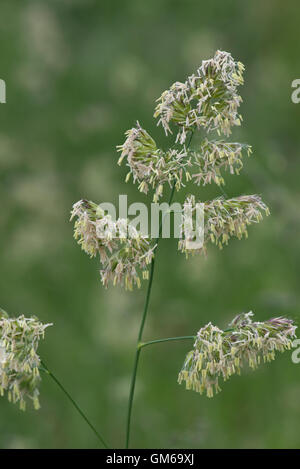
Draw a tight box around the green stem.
[40,359,109,449]
[140,329,234,350]
[140,336,195,349]
[125,130,194,449]
[125,347,141,449]
[125,182,176,449]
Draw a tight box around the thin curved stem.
[40,359,109,449]
[125,130,195,449]
[140,336,195,349]
[140,329,234,350]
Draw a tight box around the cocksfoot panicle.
[179,194,270,255]
[154,50,244,144]
[70,199,155,290]
[65,50,285,448]
[0,308,51,410]
[178,312,297,398]
[117,122,192,202]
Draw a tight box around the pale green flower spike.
[178,313,297,398]
[117,121,192,202]
[179,194,270,255]
[191,139,252,187]
[154,50,244,143]
[70,199,155,290]
[0,308,52,410]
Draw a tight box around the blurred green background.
[0,0,300,449]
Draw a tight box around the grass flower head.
[0,308,52,410]
[178,312,296,398]
[154,50,245,144]
[71,199,156,290]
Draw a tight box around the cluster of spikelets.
[117,124,252,201]
[117,50,248,202]
[117,122,192,202]
[71,50,270,289]
[154,50,244,143]
[179,194,270,255]
[191,139,252,187]
[0,308,51,410]
[178,312,297,398]
[70,199,155,290]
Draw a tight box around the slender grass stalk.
[125,183,175,449]
[139,336,195,349]
[40,359,109,449]
[139,329,234,350]
[125,131,194,449]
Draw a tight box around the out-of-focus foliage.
[0,0,299,448]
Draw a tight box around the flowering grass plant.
[1,50,296,449]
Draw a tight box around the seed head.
[117,122,192,202]
[0,308,52,410]
[154,50,244,144]
[179,194,270,255]
[178,312,297,398]
[70,199,155,290]
[191,139,252,187]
